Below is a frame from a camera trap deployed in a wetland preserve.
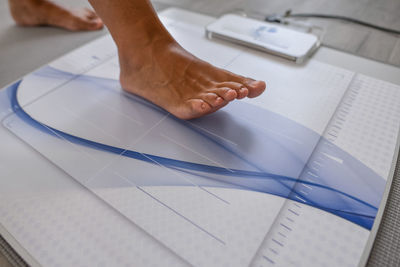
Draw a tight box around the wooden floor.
[0,0,400,266]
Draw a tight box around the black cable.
[265,10,400,35]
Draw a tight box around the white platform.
[1,8,400,267]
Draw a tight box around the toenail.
[249,81,260,87]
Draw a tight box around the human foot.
[87,0,265,119]
[119,41,266,120]
[8,0,103,31]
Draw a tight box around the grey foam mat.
[367,156,400,266]
[0,235,27,267]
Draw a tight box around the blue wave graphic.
[7,66,386,229]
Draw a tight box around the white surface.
[206,14,319,61]
[1,8,400,267]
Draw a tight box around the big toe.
[244,80,266,98]
[74,17,103,31]
[67,9,103,31]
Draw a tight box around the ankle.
[118,33,176,76]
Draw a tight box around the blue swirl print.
[6,66,386,230]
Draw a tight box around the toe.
[217,81,248,99]
[84,8,98,19]
[67,9,103,31]
[220,71,266,98]
[211,87,237,102]
[243,80,266,98]
[78,17,103,31]
[238,87,248,99]
[201,93,225,107]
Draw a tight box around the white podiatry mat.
[1,8,400,267]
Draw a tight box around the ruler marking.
[280,223,292,231]
[272,238,284,247]
[263,255,275,264]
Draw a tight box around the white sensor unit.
[206,14,320,63]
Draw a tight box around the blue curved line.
[9,80,376,208]
[7,73,380,230]
[118,84,376,221]
[117,85,378,227]
[168,164,377,218]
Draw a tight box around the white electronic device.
[206,14,320,63]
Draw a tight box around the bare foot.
[8,0,103,31]
[120,40,266,120]
[89,0,267,119]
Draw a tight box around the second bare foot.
[8,0,103,31]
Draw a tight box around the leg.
[96,0,266,119]
[8,0,103,31]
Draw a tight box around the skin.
[8,0,266,120]
[8,0,103,31]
